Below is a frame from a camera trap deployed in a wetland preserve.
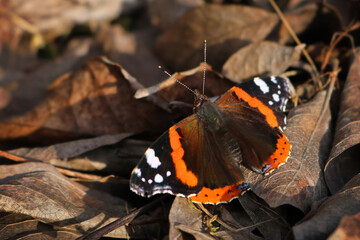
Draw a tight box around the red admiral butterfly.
[130,73,292,204]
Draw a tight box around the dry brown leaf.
[293,173,360,240]
[96,25,167,87]
[155,4,278,71]
[244,90,331,212]
[222,41,304,82]
[9,135,149,178]
[278,1,319,44]
[168,197,205,239]
[135,63,234,115]
[146,0,204,30]
[5,0,143,39]
[0,38,98,116]
[0,213,81,239]
[169,197,265,239]
[327,211,360,240]
[0,57,173,146]
[0,162,159,238]
[238,193,290,239]
[324,49,360,194]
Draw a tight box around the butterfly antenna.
[202,40,207,95]
[158,66,196,95]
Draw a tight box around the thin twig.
[269,0,319,78]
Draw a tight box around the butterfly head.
[193,89,208,112]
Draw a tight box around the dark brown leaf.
[135,63,234,113]
[324,49,360,194]
[0,57,173,145]
[278,1,318,44]
[293,173,360,240]
[96,25,167,87]
[6,0,143,38]
[155,4,278,71]
[0,162,158,238]
[328,211,360,240]
[238,193,290,239]
[168,197,206,239]
[244,90,332,212]
[222,41,304,82]
[8,134,140,175]
[146,0,203,30]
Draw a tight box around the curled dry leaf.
[244,90,331,213]
[0,57,173,145]
[293,173,360,240]
[0,162,158,238]
[222,41,305,82]
[327,211,360,240]
[324,49,360,194]
[155,4,278,71]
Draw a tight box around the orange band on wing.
[169,126,198,187]
[263,131,291,174]
[231,87,279,128]
[190,182,249,204]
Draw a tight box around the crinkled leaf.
[293,173,360,240]
[325,49,360,194]
[155,4,278,71]
[0,162,159,238]
[222,41,304,82]
[0,57,173,145]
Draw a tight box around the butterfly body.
[130,76,291,204]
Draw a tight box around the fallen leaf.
[146,0,203,30]
[244,90,332,212]
[327,211,360,240]
[222,41,304,82]
[278,1,319,44]
[169,198,206,239]
[0,38,98,118]
[0,57,173,146]
[135,63,234,114]
[0,162,160,238]
[155,4,278,71]
[292,173,360,240]
[238,193,290,239]
[6,0,143,38]
[324,49,360,194]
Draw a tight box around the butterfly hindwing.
[215,76,291,174]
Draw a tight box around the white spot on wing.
[148,179,153,184]
[254,78,269,93]
[154,174,163,183]
[271,76,277,83]
[272,93,280,102]
[166,171,171,177]
[141,177,145,182]
[133,168,141,177]
[268,100,274,105]
[278,90,281,94]
[145,148,161,168]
